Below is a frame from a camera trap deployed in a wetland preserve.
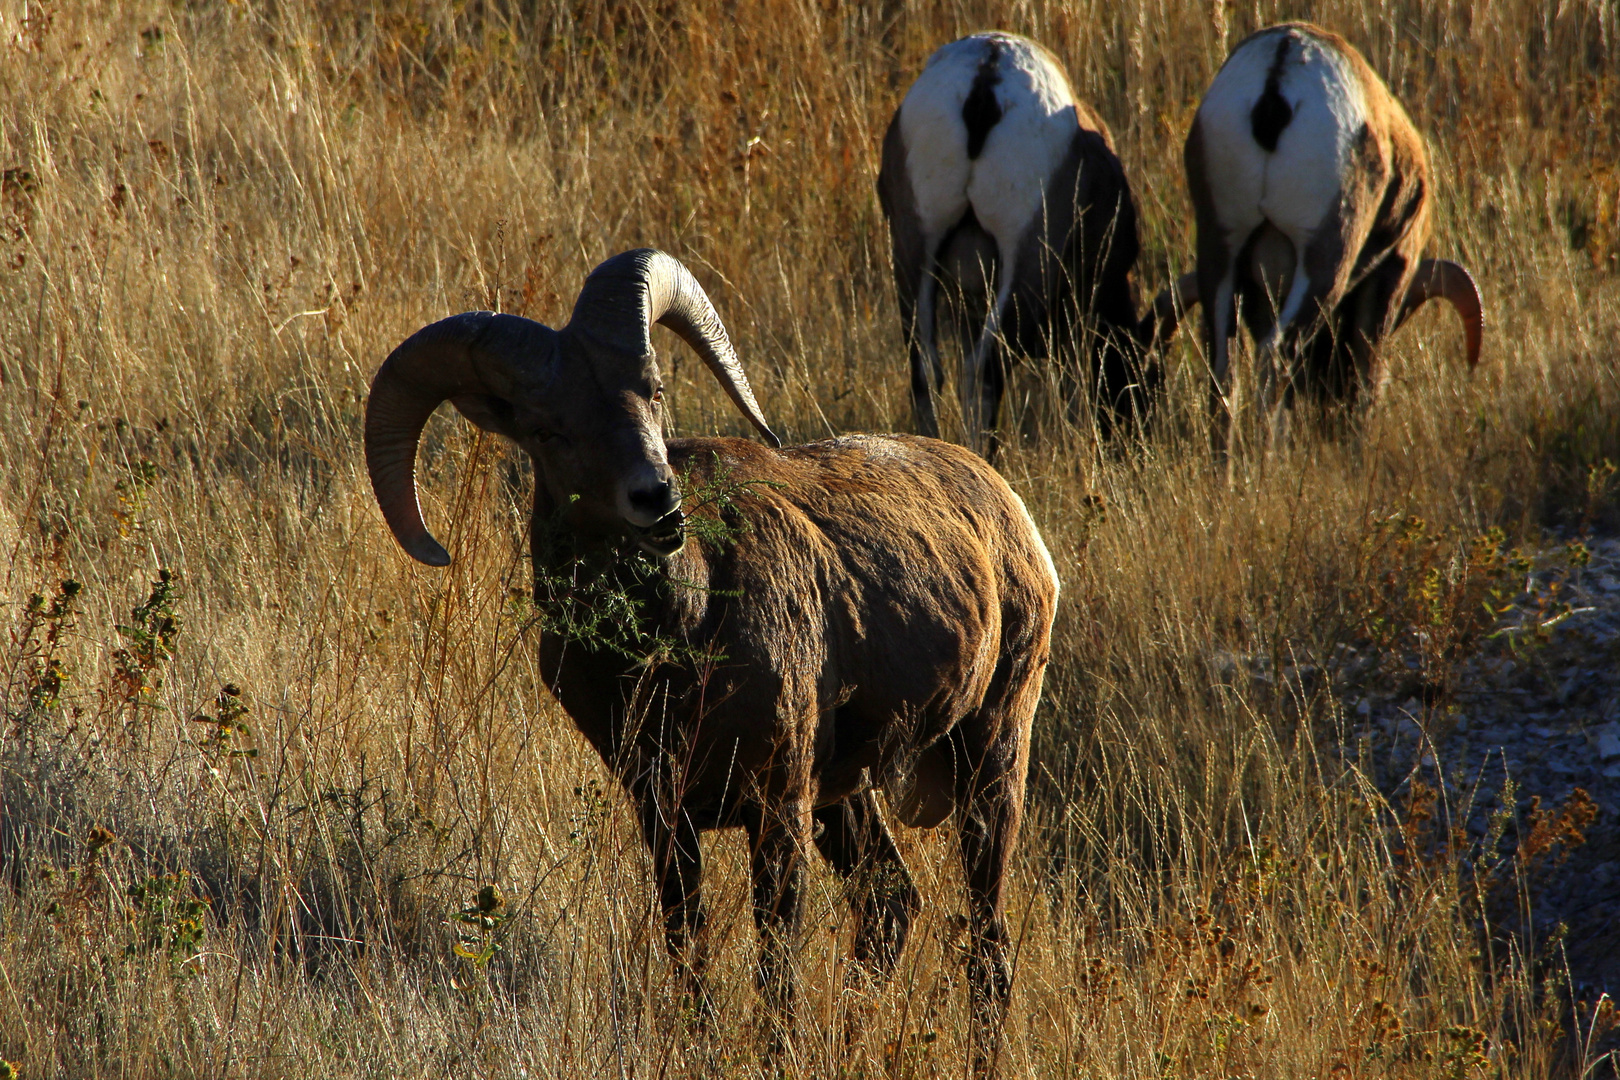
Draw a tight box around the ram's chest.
[535,624,714,767]
[527,543,706,743]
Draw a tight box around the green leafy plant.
[189,683,255,759]
[451,883,509,974]
[1567,457,1620,530]
[111,569,181,705]
[1437,1024,1492,1080]
[113,457,158,537]
[126,873,209,965]
[1350,517,1540,698]
[38,826,120,925]
[7,577,81,722]
[526,461,771,668]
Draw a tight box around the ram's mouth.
[630,508,686,557]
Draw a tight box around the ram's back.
[666,434,1057,802]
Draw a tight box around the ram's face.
[521,336,683,557]
[366,251,776,569]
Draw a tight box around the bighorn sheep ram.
[1184,22,1483,430]
[366,249,1058,1071]
[878,32,1192,456]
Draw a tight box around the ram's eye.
[651,389,665,406]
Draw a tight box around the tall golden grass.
[3,0,1619,1076]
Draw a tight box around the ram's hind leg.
[956,745,1021,1076]
[962,250,1017,460]
[815,790,921,986]
[909,267,945,439]
[954,649,1042,1076]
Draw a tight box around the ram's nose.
[621,463,681,528]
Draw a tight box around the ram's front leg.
[639,794,711,1022]
[743,797,810,1066]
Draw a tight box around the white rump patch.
[898,33,1081,259]
[1196,27,1370,250]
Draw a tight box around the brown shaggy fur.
[535,432,1057,1066]
[367,251,1058,1071]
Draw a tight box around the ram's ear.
[450,394,519,439]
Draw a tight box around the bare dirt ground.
[1343,533,1620,998]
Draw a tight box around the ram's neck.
[527,492,714,671]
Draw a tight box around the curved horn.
[1138,271,1200,348]
[365,312,557,566]
[569,248,781,447]
[1398,259,1483,368]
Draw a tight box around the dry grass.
[3,1,1619,1076]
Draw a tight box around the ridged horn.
[365,312,557,566]
[1398,259,1483,368]
[1138,271,1200,348]
[568,249,781,447]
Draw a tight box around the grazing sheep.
[878,32,1192,456]
[365,249,1058,1071]
[1183,22,1483,434]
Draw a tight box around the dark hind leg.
[814,789,921,986]
[952,650,1043,1076]
[956,740,1024,1076]
[980,338,1009,462]
[906,271,943,439]
[956,295,1010,461]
